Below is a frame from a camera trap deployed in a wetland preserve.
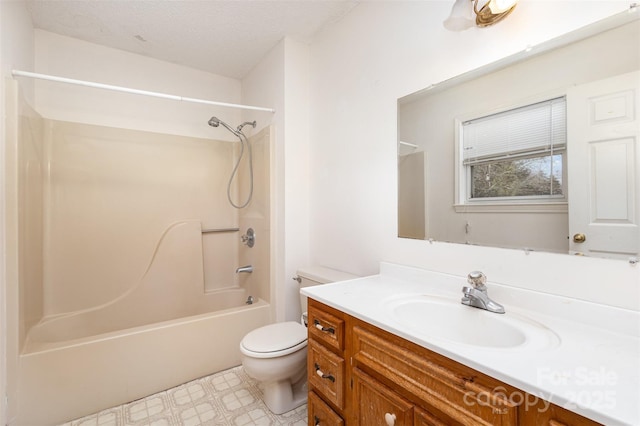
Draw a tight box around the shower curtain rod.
[399,141,418,148]
[11,70,276,113]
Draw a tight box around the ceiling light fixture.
[444,0,518,31]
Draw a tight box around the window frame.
[454,95,569,213]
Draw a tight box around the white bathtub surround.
[18,301,271,426]
[7,82,275,425]
[60,366,308,426]
[302,262,640,426]
[25,221,246,349]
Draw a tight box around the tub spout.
[236,265,253,273]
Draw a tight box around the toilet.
[239,266,357,414]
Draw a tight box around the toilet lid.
[241,321,307,356]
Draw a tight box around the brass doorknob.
[573,233,586,243]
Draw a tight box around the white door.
[567,71,640,259]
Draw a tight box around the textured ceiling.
[26,0,359,79]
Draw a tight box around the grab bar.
[201,227,240,234]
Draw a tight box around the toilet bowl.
[239,266,357,414]
[240,321,308,414]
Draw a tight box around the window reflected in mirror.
[397,12,639,259]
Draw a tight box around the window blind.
[462,97,566,165]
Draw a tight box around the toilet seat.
[240,321,307,359]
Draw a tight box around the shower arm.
[237,121,257,132]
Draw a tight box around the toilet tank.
[297,266,358,315]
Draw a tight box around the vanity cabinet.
[307,298,602,426]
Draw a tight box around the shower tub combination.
[18,222,271,426]
[20,299,269,425]
[10,90,273,426]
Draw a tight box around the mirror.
[398,10,640,260]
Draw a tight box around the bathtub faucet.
[236,265,253,273]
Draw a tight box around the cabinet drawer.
[308,339,345,409]
[353,368,414,426]
[415,406,458,426]
[352,324,518,426]
[308,301,345,352]
[519,398,602,426]
[308,391,344,426]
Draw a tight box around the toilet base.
[262,376,308,415]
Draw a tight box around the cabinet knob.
[573,233,586,243]
[384,413,396,426]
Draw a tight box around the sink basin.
[386,294,559,350]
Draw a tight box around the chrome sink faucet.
[461,271,505,314]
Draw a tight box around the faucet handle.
[467,271,487,289]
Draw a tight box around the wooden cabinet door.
[353,368,414,426]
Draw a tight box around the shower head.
[208,117,257,137]
[208,117,221,127]
[208,116,240,136]
[208,116,257,210]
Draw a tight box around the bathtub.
[15,222,271,425]
[16,296,270,426]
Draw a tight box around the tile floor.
[60,366,308,426]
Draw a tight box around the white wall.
[0,2,34,102]
[308,1,639,310]
[242,40,286,321]
[34,30,242,141]
[281,38,311,322]
[0,1,34,423]
[242,37,311,322]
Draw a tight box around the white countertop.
[301,262,640,426]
